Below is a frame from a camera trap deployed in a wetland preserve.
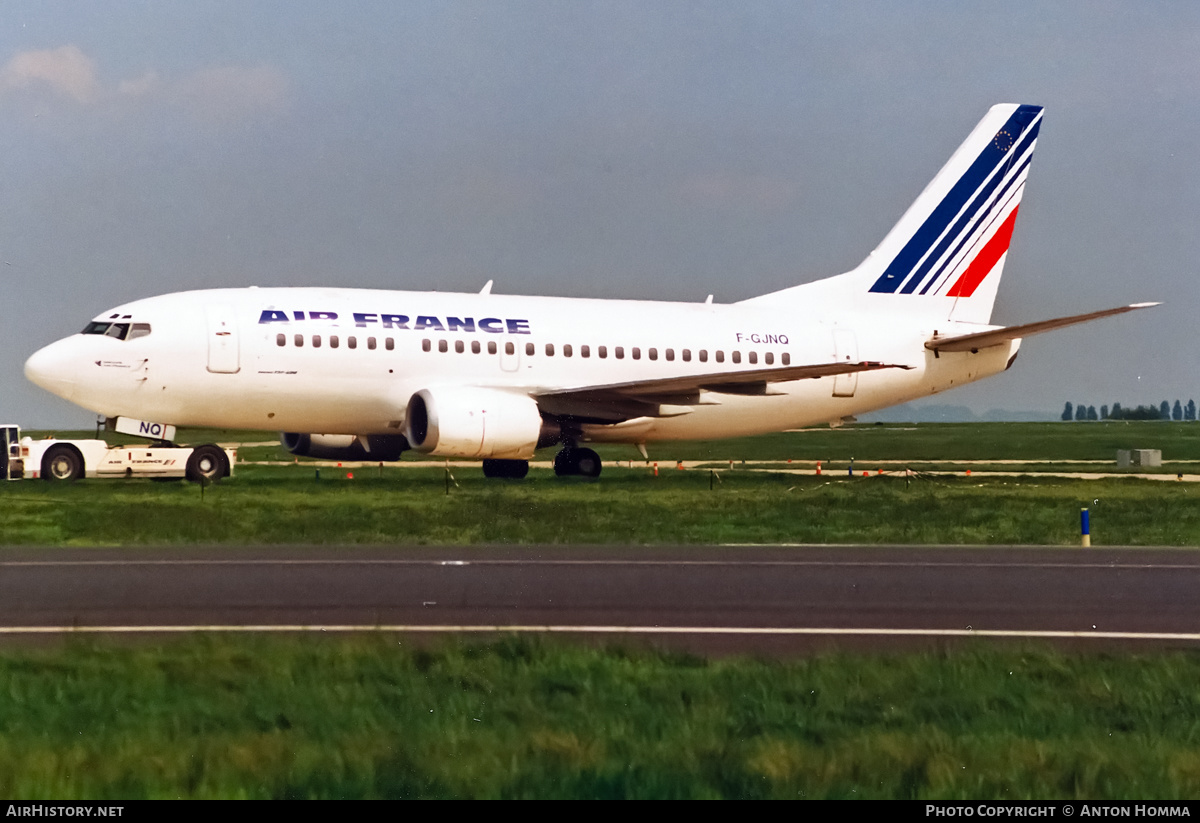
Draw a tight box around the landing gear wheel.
[573,447,601,478]
[553,447,602,478]
[482,459,529,479]
[41,445,84,481]
[186,444,229,483]
[553,448,574,477]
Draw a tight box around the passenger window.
[581,345,590,358]
[276,334,286,347]
[349,337,357,349]
[127,323,152,341]
[615,346,624,359]
[525,343,534,356]
[546,343,555,356]
[782,352,791,366]
[563,344,573,357]
[313,335,322,348]
[386,338,394,351]
[748,351,757,365]
[505,342,515,355]
[330,336,339,349]
[599,346,607,359]
[648,348,657,361]
[682,349,691,362]
[699,350,708,363]
[765,352,774,365]
[732,351,741,364]
[488,341,497,355]
[715,351,724,363]
[455,340,464,354]
[295,334,304,347]
[438,340,448,353]
[665,349,675,361]
[632,347,641,360]
[368,337,377,350]
[422,339,431,352]
[473,341,482,354]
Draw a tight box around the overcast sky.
[3,1,1197,426]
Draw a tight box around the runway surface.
[3,544,1200,651]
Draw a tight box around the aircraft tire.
[41,445,84,482]
[553,448,574,477]
[553,447,601,478]
[186,444,229,483]
[574,448,602,478]
[482,459,529,479]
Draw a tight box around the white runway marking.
[0,625,1198,641]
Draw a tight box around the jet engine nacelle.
[404,387,543,459]
[281,432,408,461]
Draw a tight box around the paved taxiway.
[250,458,1200,482]
[3,545,1199,651]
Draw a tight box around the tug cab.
[2,425,22,480]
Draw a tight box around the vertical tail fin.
[742,104,1043,324]
[864,103,1042,321]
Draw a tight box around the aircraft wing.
[534,360,911,422]
[925,302,1160,354]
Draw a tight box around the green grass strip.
[2,468,1198,547]
[2,636,1200,799]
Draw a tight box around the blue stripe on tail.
[918,151,1033,295]
[869,105,1042,295]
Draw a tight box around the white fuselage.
[24,286,1016,445]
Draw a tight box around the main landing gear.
[476,443,602,480]
[481,459,529,479]
[553,446,602,478]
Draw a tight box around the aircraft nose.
[24,339,79,402]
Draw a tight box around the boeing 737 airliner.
[24,104,1155,479]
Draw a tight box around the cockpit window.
[80,321,151,341]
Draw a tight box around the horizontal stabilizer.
[925,302,1160,353]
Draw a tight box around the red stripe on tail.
[946,206,1020,298]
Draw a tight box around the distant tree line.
[1061,400,1197,421]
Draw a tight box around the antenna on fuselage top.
[704,294,713,304]
[480,280,494,295]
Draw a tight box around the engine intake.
[404,387,544,459]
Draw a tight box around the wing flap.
[535,360,911,421]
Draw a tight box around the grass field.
[6,421,1200,547]
[4,467,1200,546]
[4,636,1200,799]
[0,465,1195,547]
